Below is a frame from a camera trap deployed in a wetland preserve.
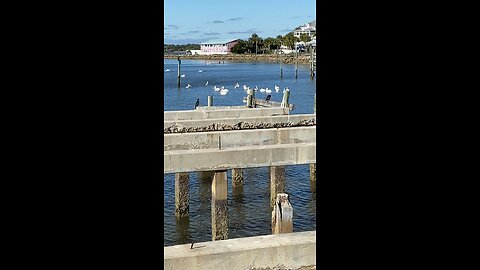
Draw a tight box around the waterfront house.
[293,20,316,39]
[200,39,239,55]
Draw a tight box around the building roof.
[200,39,238,45]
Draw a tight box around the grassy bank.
[164,53,312,65]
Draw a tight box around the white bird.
[181,74,186,78]
[165,69,170,72]
[265,88,272,94]
[220,89,229,95]
[259,88,266,92]
[206,81,209,86]
[274,85,280,92]
[234,83,240,89]
[243,85,248,90]
[283,87,290,93]
[254,86,258,91]
[213,86,220,91]
[199,70,203,72]
[186,84,191,89]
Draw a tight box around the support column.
[175,173,189,218]
[270,166,286,207]
[211,170,228,241]
[272,193,293,234]
[232,168,243,187]
[310,163,316,182]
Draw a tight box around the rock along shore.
[164,53,312,65]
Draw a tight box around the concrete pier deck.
[164,231,316,270]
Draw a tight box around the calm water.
[163,59,316,246]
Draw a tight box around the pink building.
[200,39,238,55]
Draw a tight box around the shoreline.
[164,54,312,65]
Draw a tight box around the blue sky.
[164,0,316,44]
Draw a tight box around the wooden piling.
[232,168,243,187]
[175,172,189,218]
[295,49,298,79]
[281,89,290,108]
[211,170,228,241]
[271,193,293,234]
[280,55,283,79]
[310,163,316,182]
[177,56,181,87]
[270,166,286,207]
[208,96,213,107]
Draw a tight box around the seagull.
[194,98,199,109]
[265,94,272,101]
[186,84,191,89]
[181,74,186,78]
[213,86,220,91]
[265,88,272,94]
[243,85,248,90]
[165,69,170,72]
[205,81,209,86]
[254,86,258,91]
[259,88,266,93]
[275,85,280,92]
[234,83,240,89]
[198,70,203,72]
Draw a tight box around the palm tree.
[249,33,260,54]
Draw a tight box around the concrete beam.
[164,231,316,270]
[164,114,315,129]
[164,126,316,151]
[164,107,289,121]
[164,142,316,174]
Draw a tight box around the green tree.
[283,32,298,49]
[263,37,276,53]
[299,33,312,43]
[231,39,247,54]
[249,33,261,54]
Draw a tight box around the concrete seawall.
[164,231,316,270]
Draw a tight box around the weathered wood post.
[295,49,298,79]
[310,48,315,80]
[211,170,228,240]
[175,172,189,218]
[270,166,286,207]
[281,89,290,108]
[310,163,316,182]
[280,53,284,79]
[272,193,293,234]
[232,168,243,187]
[177,56,181,88]
[208,95,213,107]
[246,89,253,108]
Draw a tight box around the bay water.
[163,58,316,246]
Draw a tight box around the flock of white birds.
[165,68,290,96]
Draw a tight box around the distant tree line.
[164,44,200,53]
[163,31,315,54]
[231,32,314,54]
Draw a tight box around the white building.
[293,20,316,38]
[200,39,239,55]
